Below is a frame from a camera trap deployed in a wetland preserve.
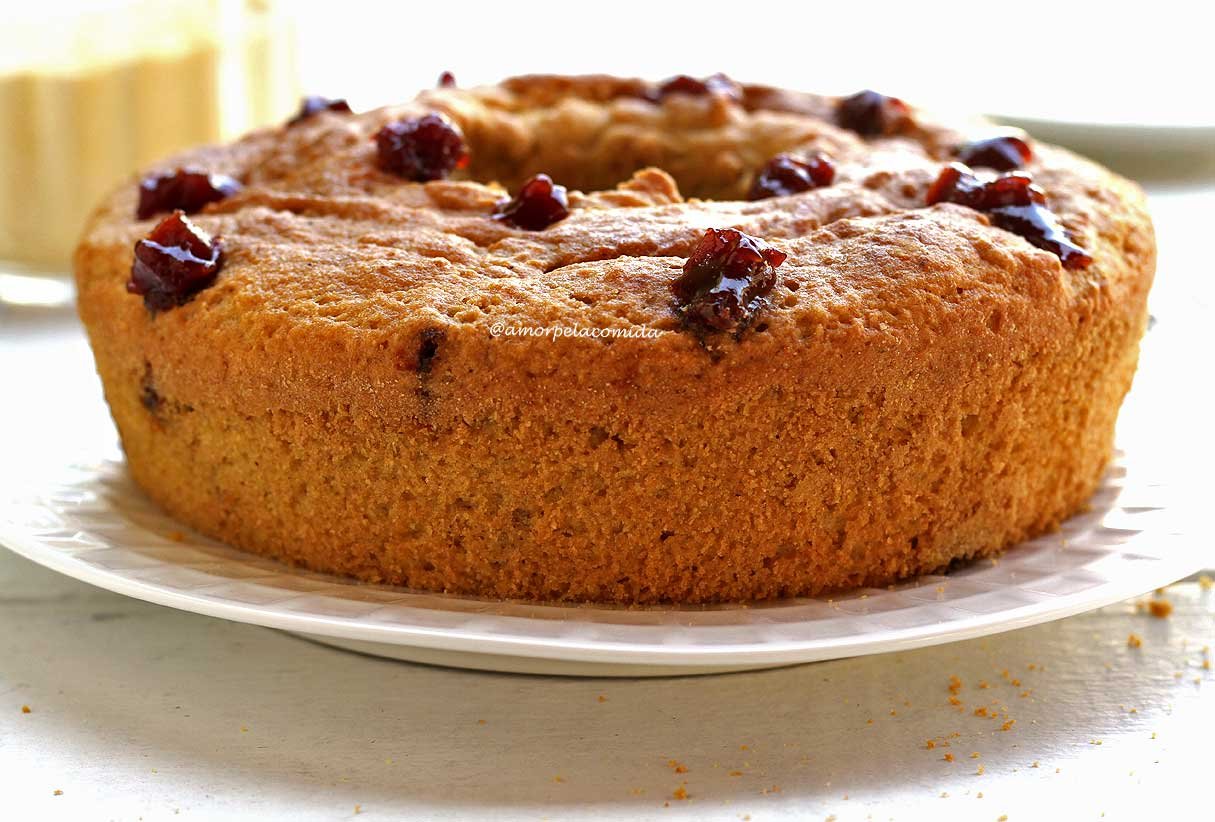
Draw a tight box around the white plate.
[988,115,1215,161]
[0,447,1201,677]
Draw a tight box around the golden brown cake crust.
[74,75,1155,603]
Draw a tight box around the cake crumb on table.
[21,705,30,714]
[672,785,688,800]
[1147,598,1173,619]
[1127,633,1142,648]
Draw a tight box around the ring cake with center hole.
[73,74,1155,603]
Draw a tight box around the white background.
[4,1,1215,818]
[295,0,1215,126]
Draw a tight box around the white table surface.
[2,177,1213,821]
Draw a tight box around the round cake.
[74,74,1155,604]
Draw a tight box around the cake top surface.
[76,74,1154,370]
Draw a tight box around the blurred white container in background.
[0,0,297,272]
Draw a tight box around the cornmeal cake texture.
[74,75,1155,603]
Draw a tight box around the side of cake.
[74,75,1155,603]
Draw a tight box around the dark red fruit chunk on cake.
[672,229,787,332]
[127,211,223,312]
[288,95,352,125]
[956,135,1033,171]
[925,162,989,209]
[375,113,469,181]
[492,174,569,230]
[437,71,457,88]
[981,172,1048,208]
[986,203,1092,270]
[136,168,241,220]
[749,153,835,200]
[928,163,1092,269]
[649,73,742,102]
[836,89,912,136]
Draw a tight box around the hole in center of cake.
[459,130,808,202]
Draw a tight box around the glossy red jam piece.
[836,90,912,136]
[982,172,1048,208]
[374,113,469,181]
[288,96,352,125]
[649,73,742,102]
[986,204,1092,269]
[927,163,1092,269]
[672,228,786,332]
[925,162,988,209]
[437,71,456,88]
[956,135,1033,171]
[127,211,223,312]
[749,153,835,200]
[136,168,240,220]
[493,174,569,230]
